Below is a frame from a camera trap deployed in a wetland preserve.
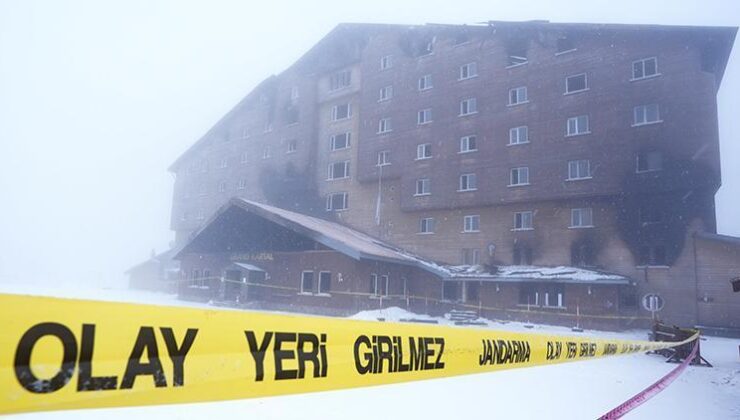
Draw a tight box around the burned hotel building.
[146,21,740,331]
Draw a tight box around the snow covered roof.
[232,262,265,272]
[179,198,632,285]
[438,265,631,285]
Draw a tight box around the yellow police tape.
[0,293,697,415]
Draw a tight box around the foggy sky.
[0,0,738,288]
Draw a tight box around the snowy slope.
[1,284,738,419]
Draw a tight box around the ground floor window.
[318,271,331,294]
[463,281,480,302]
[190,269,200,287]
[544,285,565,308]
[518,284,539,306]
[443,282,459,301]
[301,271,314,294]
[370,274,389,297]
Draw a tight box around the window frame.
[417,108,433,125]
[632,104,662,126]
[565,73,588,94]
[631,57,659,81]
[377,150,391,166]
[418,74,433,91]
[459,97,478,116]
[419,217,435,234]
[377,117,392,134]
[330,132,351,151]
[508,126,529,145]
[508,86,528,106]
[415,178,431,196]
[509,167,530,187]
[331,103,352,121]
[570,208,594,229]
[380,55,393,70]
[378,85,393,102]
[329,70,352,91]
[458,173,477,192]
[513,211,534,231]
[300,271,314,294]
[327,160,350,180]
[463,214,480,233]
[459,62,478,80]
[459,135,478,153]
[566,115,590,136]
[416,143,432,160]
[567,159,592,180]
[317,271,331,296]
[636,151,663,173]
[326,192,349,211]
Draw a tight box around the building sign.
[231,253,274,262]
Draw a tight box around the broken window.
[513,244,533,265]
[571,241,596,267]
[638,245,668,266]
[507,41,528,66]
[544,285,565,307]
[636,151,663,173]
[442,281,459,301]
[556,36,575,54]
[329,70,351,91]
[300,271,314,293]
[318,272,331,294]
[518,284,539,305]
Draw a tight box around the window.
[328,161,350,180]
[262,146,271,159]
[378,117,392,133]
[632,57,658,80]
[240,152,248,164]
[181,211,189,222]
[459,62,477,80]
[195,210,205,221]
[462,248,480,265]
[219,157,228,168]
[377,150,390,166]
[509,126,529,145]
[571,208,594,228]
[263,121,273,133]
[556,36,575,54]
[568,160,591,180]
[237,178,247,190]
[190,269,199,287]
[416,143,432,160]
[371,274,389,297]
[544,285,565,308]
[417,108,432,125]
[459,97,477,116]
[460,135,477,153]
[639,207,663,226]
[200,159,208,173]
[518,284,539,305]
[463,215,480,232]
[418,74,433,91]
[379,85,393,102]
[572,241,596,267]
[199,184,207,196]
[217,181,227,193]
[415,178,431,196]
[510,167,530,186]
[565,73,588,93]
[300,271,314,294]
[380,55,393,70]
[287,140,297,153]
[463,281,479,302]
[329,70,351,91]
[240,127,251,141]
[330,132,351,151]
[419,217,435,234]
[459,173,477,191]
[636,151,663,173]
[284,105,299,125]
[290,86,299,103]
[638,245,667,266]
[514,211,533,230]
[633,104,661,126]
[508,87,528,105]
[566,115,590,136]
[513,244,533,265]
[331,103,351,121]
[326,192,348,211]
[318,272,331,295]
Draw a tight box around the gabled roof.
[175,198,631,285]
[696,231,740,247]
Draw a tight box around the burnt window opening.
[513,244,533,265]
[620,288,638,308]
[639,207,664,226]
[329,70,352,91]
[556,36,575,54]
[318,271,331,294]
[507,40,528,66]
[462,248,481,265]
[571,241,596,267]
[300,271,314,293]
[518,284,539,306]
[636,151,663,173]
[638,245,668,266]
[417,37,435,56]
[464,281,480,302]
[544,285,565,308]
[284,105,299,125]
[454,31,470,45]
[442,281,459,301]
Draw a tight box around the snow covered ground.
[1,283,738,419]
